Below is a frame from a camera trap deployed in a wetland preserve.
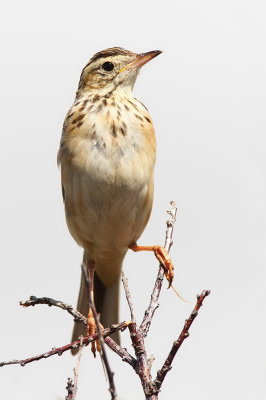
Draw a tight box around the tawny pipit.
[58,47,174,354]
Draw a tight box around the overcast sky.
[0,1,265,399]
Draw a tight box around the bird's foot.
[87,308,103,357]
[129,243,174,288]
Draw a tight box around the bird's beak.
[118,50,162,74]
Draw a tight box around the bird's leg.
[129,243,174,287]
[86,259,102,356]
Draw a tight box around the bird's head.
[77,47,161,96]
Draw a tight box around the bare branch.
[21,294,136,370]
[140,201,178,336]
[118,203,211,399]
[104,336,136,368]
[154,290,210,390]
[3,202,211,400]
[128,322,156,397]
[0,322,128,367]
[121,270,136,322]
[20,296,87,324]
[66,336,84,400]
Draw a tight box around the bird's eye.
[102,61,114,71]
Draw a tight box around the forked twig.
[120,202,210,399]
[1,201,210,400]
[20,295,136,369]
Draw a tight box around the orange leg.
[85,259,102,357]
[129,243,174,287]
[87,308,102,356]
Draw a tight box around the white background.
[0,1,265,399]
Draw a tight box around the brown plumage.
[58,47,162,354]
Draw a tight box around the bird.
[58,47,174,355]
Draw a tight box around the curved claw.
[153,246,174,288]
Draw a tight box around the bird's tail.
[71,267,120,355]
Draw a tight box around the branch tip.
[154,289,210,390]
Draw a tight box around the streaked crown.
[77,47,161,95]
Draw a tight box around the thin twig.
[21,294,136,369]
[4,201,210,400]
[154,290,210,390]
[121,270,136,322]
[118,201,180,399]
[0,322,128,367]
[68,336,84,399]
[81,262,117,400]
[20,296,86,324]
[140,201,177,336]
[104,336,137,368]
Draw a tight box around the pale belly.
[62,134,154,263]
